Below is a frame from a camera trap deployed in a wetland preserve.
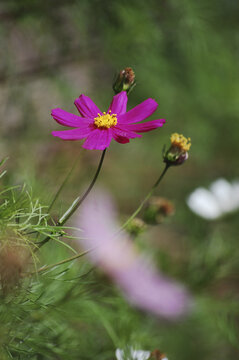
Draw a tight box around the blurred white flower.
[115,348,150,360]
[115,348,169,360]
[77,190,192,319]
[187,178,239,220]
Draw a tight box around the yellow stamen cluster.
[94,110,117,129]
[170,133,191,152]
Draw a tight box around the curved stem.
[121,163,170,230]
[58,149,106,225]
[48,154,80,214]
[30,250,89,276]
[37,149,107,249]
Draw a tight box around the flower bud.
[143,197,175,225]
[113,67,136,94]
[163,133,191,166]
[126,217,146,237]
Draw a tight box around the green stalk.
[37,149,106,249]
[28,250,89,276]
[58,148,106,226]
[121,163,170,230]
[48,153,81,214]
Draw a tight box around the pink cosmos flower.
[76,190,192,319]
[51,91,165,150]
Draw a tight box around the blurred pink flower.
[77,191,192,319]
[51,91,165,150]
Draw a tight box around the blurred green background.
[0,0,239,359]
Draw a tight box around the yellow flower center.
[170,133,191,152]
[94,110,117,129]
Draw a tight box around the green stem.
[48,154,80,214]
[29,250,89,276]
[58,148,107,225]
[121,163,170,229]
[37,149,106,249]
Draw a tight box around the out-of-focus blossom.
[51,91,165,150]
[77,191,191,318]
[187,178,239,220]
[163,133,191,166]
[116,348,150,360]
[115,348,169,360]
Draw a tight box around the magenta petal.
[82,129,112,150]
[118,98,158,124]
[74,94,102,118]
[51,108,93,127]
[52,127,92,140]
[111,132,130,144]
[111,126,141,144]
[108,91,127,115]
[113,126,142,139]
[123,119,166,133]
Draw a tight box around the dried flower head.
[0,229,31,293]
[0,244,25,291]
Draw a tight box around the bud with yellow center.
[170,133,191,152]
[163,133,191,166]
[94,110,117,129]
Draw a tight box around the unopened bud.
[126,217,146,237]
[163,133,191,166]
[143,197,175,225]
[113,67,136,94]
